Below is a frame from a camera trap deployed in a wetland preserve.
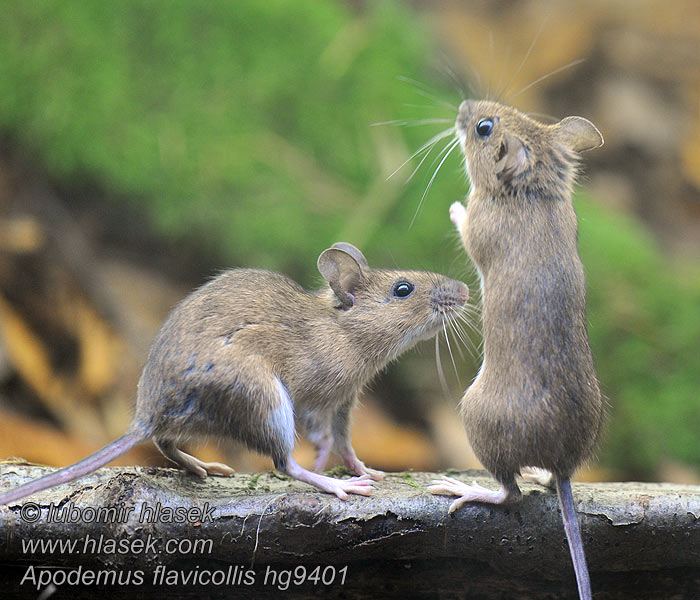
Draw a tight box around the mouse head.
[317,242,468,360]
[455,99,603,197]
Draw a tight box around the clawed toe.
[429,475,510,510]
[202,462,235,476]
[332,478,374,500]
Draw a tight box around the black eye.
[393,281,415,298]
[475,118,494,138]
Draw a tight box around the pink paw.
[449,201,466,229]
[330,475,374,500]
[428,476,508,513]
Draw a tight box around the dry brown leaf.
[74,297,120,397]
[0,291,70,411]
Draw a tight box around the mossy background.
[0,0,697,479]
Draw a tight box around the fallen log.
[0,464,698,599]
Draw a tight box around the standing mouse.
[0,243,468,504]
[428,100,605,600]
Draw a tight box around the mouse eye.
[392,281,415,299]
[475,118,494,138]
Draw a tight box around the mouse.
[428,99,605,600]
[0,242,468,504]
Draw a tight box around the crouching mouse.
[1,242,468,503]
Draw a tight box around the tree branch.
[1,465,699,599]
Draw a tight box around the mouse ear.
[317,247,364,309]
[330,242,369,269]
[495,132,528,182]
[554,116,604,152]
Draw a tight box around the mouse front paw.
[449,201,467,230]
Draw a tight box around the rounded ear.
[317,247,364,309]
[330,242,369,269]
[554,116,604,152]
[495,132,528,182]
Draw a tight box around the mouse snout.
[456,282,469,305]
[431,280,469,315]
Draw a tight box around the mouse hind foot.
[154,439,235,478]
[428,475,521,513]
[521,467,555,489]
[277,455,374,500]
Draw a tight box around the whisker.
[443,320,461,385]
[493,41,512,104]
[497,17,547,100]
[372,118,454,128]
[403,130,457,184]
[386,127,455,181]
[396,76,458,110]
[445,317,467,362]
[507,58,585,103]
[449,316,480,363]
[401,103,458,112]
[435,328,450,397]
[440,53,471,99]
[409,137,461,228]
[485,29,495,100]
[455,312,483,344]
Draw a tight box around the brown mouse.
[428,99,605,600]
[0,242,468,503]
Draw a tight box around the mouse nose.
[457,282,469,305]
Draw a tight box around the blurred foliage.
[0,0,698,477]
[0,0,462,280]
[578,198,700,474]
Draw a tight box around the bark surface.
[1,464,699,599]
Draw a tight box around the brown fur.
[0,243,468,504]
[134,260,467,467]
[453,99,605,491]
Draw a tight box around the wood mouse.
[428,99,605,600]
[0,242,468,503]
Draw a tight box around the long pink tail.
[0,433,143,505]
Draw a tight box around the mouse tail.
[556,476,592,600]
[0,432,144,505]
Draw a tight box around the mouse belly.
[460,364,602,478]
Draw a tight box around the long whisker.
[441,54,471,99]
[396,76,458,111]
[485,29,495,100]
[372,118,454,128]
[409,136,461,228]
[507,58,585,103]
[449,315,480,363]
[443,319,461,385]
[497,17,547,100]
[435,330,450,397]
[448,318,467,361]
[453,314,483,355]
[386,127,455,181]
